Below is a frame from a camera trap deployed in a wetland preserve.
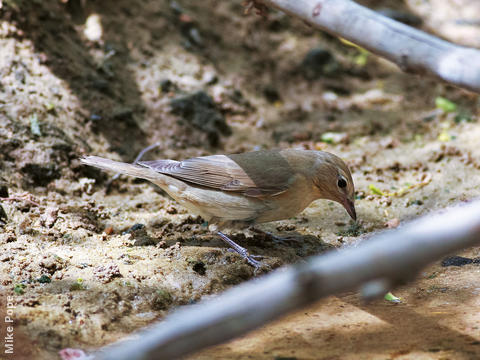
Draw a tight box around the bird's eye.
[337,177,347,188]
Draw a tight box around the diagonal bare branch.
[95,199,480,360]
[258,0,480,93]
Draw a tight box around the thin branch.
[96,199,480,360]
[133,142,162,165]
[258,0,480,93]
[0,192,40,207]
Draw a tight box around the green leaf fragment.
[384,292,401,303]
[36,275,51,283]
[454,112,472,123]
[70,278,85,291]
[368,184,384,196]
[435,97,457,113]
[45,102,55,112]
[14,283,26,295]
[320,132,346,144]
[438,130,452,142]
[354,51,369,66]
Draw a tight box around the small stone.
[84,14,103,42]
[408,199,423,206]
[301,47,339,79]
[93,263,122,283]
[179,13,193,23]
[0,205,7,227]
[170,0,183,14]
[104,226,114,235]
[123,223,145,234]
[187,28,203,47]
[159,79,174,93]
[151,288,173,310]
[166,206,178,214]
[276,223,296,231]
[170,91,231,147]
[40,207,59,228]
[380,137,400,149]
[15,69,26,84]
[192,261,206,275]
[263,85,281,103]
[385,218,400,228]
[0,233,15,244]
[91,78,110,92]
[441,256,474,267]
[292,131,311,141]
[58,348,93,360]
[78,178,96,195]
[123,224,156,246]
[17,218,33,235]
[21,163,61,187]
[112,107,133,120]
[40,254,65,274]
[0,185,8,198]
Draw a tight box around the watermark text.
[4,296,15,354]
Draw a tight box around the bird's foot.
[217,231,265,270]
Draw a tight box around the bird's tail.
[80,156,162,183]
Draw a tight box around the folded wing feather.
[138,154,289,197]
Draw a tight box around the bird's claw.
[219,231,267,270]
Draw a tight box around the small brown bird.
[81,149,356,267]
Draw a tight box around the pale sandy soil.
[0,1,479,359]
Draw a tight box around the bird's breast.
[254,176,317,224]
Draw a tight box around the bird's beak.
[343,198,357,221]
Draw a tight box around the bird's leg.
[217,231,264,269]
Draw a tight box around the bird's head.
[311,152,356,221]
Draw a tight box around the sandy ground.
[0,0,479,359]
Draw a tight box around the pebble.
[170,91,231,146]
[385,218,400,228]
[0,205,7,226]
[301,47,338,79]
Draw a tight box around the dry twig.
[0,192,40,207]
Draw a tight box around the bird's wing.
[138,151,295,197]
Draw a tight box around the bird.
[81,149,356,268]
